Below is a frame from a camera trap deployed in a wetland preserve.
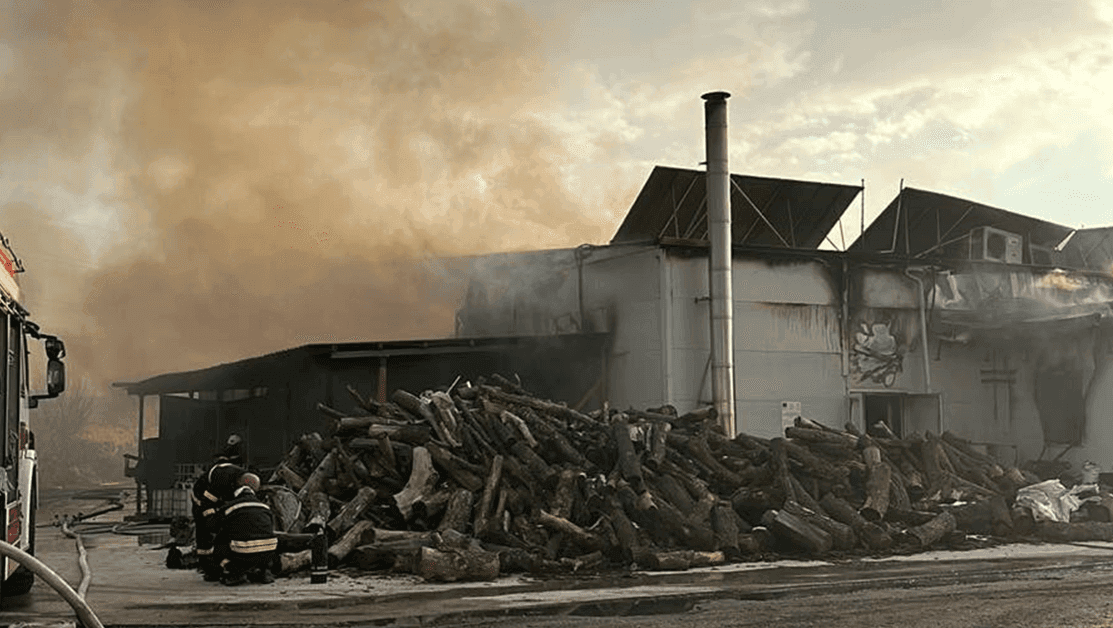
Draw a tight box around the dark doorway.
[1035,365,1086,445]
[858,393,941,438]
[864,394,903,437]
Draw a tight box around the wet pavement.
[7,489,1113,627]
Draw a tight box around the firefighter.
[219,434,245,466]
[214,472,278,586]
[191,445,247,581]
[191,470,223,581]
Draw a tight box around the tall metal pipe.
[703,91,735,436]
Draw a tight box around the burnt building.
[119,97,1113,518]
[453,170,1113,476]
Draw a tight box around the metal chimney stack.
[702,91,735,436]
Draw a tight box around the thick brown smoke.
[3,0,627,388]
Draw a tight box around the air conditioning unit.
[969,227,1023,264]
[1028,243,1059,266]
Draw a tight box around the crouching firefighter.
[214,472,278,585]
[192,453,247,581]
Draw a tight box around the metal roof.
[112,332,610,396]
[1058,227,1113,270]
[610,166,863,249]
[847,187,1074,259]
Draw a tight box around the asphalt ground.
[7,488,1113,627]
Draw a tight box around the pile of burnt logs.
[262,375,1040,581]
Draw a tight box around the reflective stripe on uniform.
[224,501,270,515]
[230,538,278,553]
[203,490,219,503]
[202,508,217,517]
[208,463,235,483]
[196,547,214,555]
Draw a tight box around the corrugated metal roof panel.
[610,166,862,249]
[847,187,1073,260]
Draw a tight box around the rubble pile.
[259,375,1085,582]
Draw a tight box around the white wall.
[581,246,664,412]
[664,253,846,437]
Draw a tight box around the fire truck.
[0,232,65,597]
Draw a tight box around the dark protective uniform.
[214,486,278,585]
[191,461,245,580]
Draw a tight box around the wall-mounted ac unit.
[969,227,1023,264]
[1028,243,1059,266]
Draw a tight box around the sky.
[2,0,1113,387]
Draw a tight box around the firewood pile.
[262,374,1044,582]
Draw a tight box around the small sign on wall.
[781,401,801,433]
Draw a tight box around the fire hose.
[0,540,104,628]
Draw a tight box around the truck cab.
[0,234,65,597]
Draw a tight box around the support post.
[136,395,145,516]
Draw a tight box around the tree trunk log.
[363,424,433,445]
[473,455,504,537]
[327,486,376,537]
[905,511,956,548]
[480,386,594,427]
[393,446,439,521]
[437,489,475,533]
[711,501,742,556]
[303,491,331,532]
[761,509,833,555]
[279,550,312,574]
[274,465,306,492]
[425,442,484,492]
[328,520,375,567]
[613,418,647,493]
[550,469,581,519]
[298,450,337,502]
[820,493,892,551]
[428,391,463,447]
[537,510,603,552]
[417,546,500,582]
[861,461,892,522]
[267,486,303,533]
[782,500,856,551]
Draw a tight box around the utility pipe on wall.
[703,91,736,436]
[904,268,932,392]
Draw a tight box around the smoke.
[2,0,626,387]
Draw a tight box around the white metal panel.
[583,246,664,411]
[670,347,713,409]
[736,397,847,438]
[671,256,835,304]
[733,302,842,354]
[735,351,845,400]
[861,269,917,309]
[668,256,709,299]
[733,259,835,305]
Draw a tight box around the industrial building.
[117,95,1113,518]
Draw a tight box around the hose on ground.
[0,540,104,628]
[60,519,93,600]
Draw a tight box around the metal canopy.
[112,332,611,396]
[848,187,1073,260]
[610,166,863,249]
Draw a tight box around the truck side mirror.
[47,358,64,397]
